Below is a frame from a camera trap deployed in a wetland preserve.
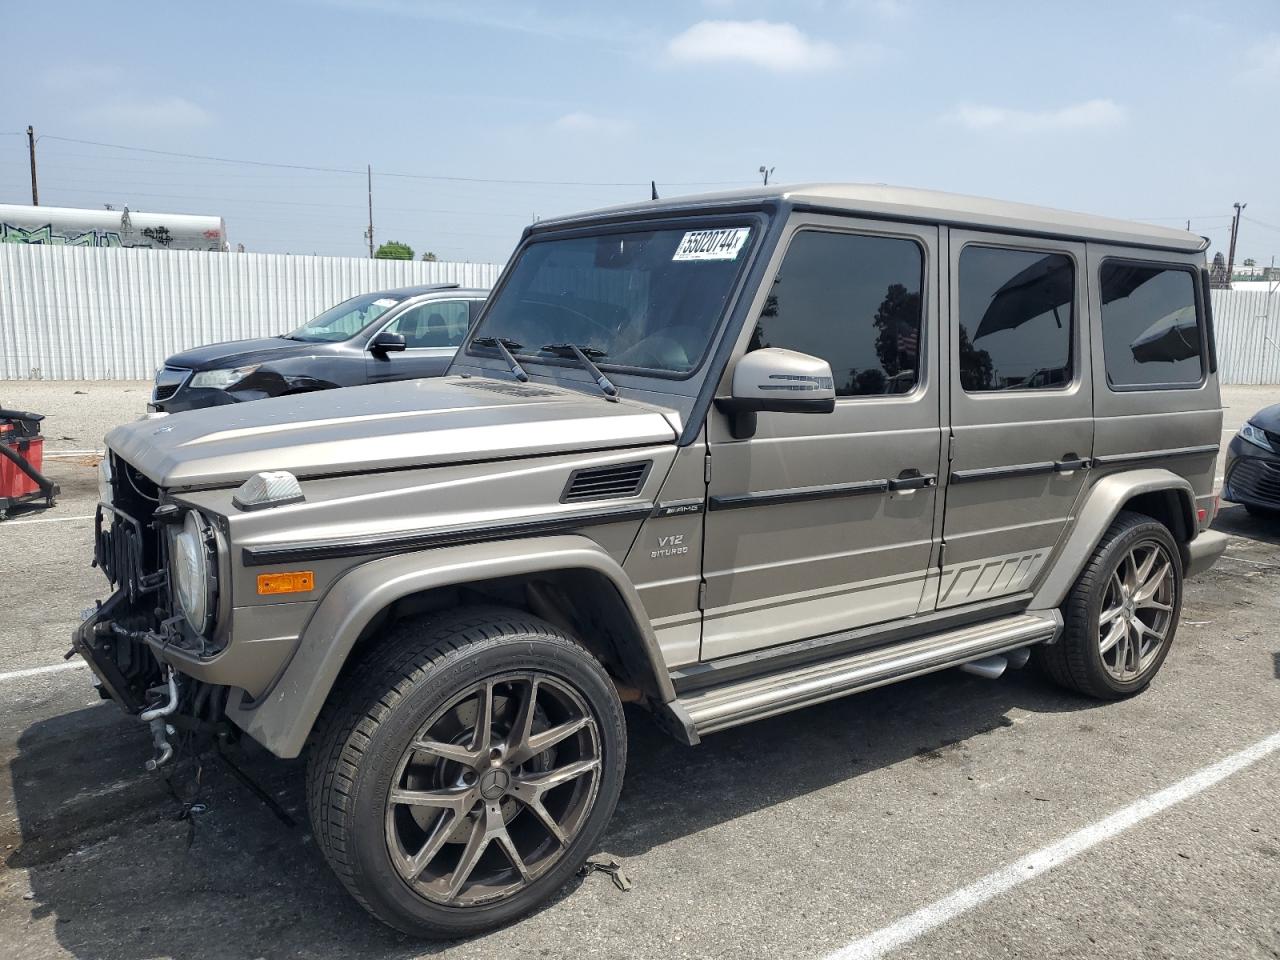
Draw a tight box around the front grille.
[1227,457,1280,507]
[1267,427,1280,449]
[561,461,651,503]
[96,455,168,602]
[95,504,165,601]
[153,366,191,402]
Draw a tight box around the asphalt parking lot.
[1,382,1278,960]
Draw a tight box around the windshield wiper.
[473,336,529,382]
[540,343,619,401]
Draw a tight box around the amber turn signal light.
[257,570,315,595]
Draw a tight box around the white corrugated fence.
[2,244,1279,382]
[1210,289,1280,385]
[0,244,503,380]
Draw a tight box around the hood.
[1250,403,1280,432]
[165,336,319,371]
[107,376,678,488]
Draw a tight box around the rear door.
[366,298,475,382]
[936,231,1093,608]
[701,214,944,660]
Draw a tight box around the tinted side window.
[1099,263,1201,388]
[958,246,1074,392]
[749,230,924,397]
[385,300,470,348]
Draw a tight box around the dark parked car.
[1223,403,1280,517]
[150,284,489,412]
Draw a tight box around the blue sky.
[3,0,1280,265]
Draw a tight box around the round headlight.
[170,511,214,633]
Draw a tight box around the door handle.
[888,470,937,491]
[1054,456,1090,473]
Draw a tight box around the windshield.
[286,291,408,343]
[469,224,755,375]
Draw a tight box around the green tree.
[421,251,438,262]
[1243,258,1256,267]
[375,241,414,260]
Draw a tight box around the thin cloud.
[308,0,636,48]
[847,0,912,19]
[551,112,631,137]
[1238,34,1280,84]
[946,98,1125,133]
[79,96,214,129]
[667,20,839,72]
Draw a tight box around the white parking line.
[1219,554,1280,569]
[0,660,88,683]
[824,729,1280,960]
[2,514,94,526]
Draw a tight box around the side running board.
[671,612,1061,741]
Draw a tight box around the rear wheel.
[306,607,627,938]
[1036,511,1183,699]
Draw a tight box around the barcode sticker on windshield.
[673,227,751,262]
[372,298,398,307]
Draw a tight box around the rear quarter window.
[1099,262,1203,389]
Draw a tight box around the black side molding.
[709,478,889,511]
[950,461,1058,484]
[1092,444,1219,467]
[243,504,653,567]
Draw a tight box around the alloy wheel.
[1098,540,1176,682]
[384,673,602,907]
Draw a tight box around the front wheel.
[306,607,627,938]
[1036,511,1183,699]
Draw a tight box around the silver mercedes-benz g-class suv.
[76,184,1227,938]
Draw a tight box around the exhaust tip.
[959,655,1008,680]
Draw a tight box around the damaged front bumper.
[72,590,148,714]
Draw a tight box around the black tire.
[1035,511,1183,700]
[306,606,627,939]
[1244,503,1280,520]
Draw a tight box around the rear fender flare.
[229,534,669,758]
[1031,469,1196,610]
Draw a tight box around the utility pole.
[27,126,38,205]
[1227,202,1246,284]
[758,165,774,186]
[365,164,374,258]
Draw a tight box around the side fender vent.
[562,461,652,503]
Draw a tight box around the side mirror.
[715,347,836,439]
[370,331,407,354]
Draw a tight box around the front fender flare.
[1030,469,1196,610]
[228,534,669,758]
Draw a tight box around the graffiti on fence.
[0,222,124,247]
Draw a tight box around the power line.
[1243,215,1280,235]
[37,134,747,188]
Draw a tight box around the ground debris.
[578,856,632,892]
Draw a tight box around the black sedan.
[1223,403,1280,517]
[150,283,488,413]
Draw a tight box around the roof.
[534,183,1207,254]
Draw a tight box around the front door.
[367,299,473,382]
[701,215,944,660]
[936,231,1094,608]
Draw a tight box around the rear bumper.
[1183,529,1228,579]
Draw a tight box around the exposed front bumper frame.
[71,590,145,714]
